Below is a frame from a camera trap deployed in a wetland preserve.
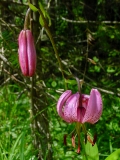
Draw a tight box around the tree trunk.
[30,0,52,159]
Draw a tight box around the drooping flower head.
[18,30,36,77]
[57,89,103,153]
[57,89,102,124]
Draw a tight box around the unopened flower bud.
[18,30,36,77]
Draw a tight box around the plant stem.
[38,9,67,89]
[76,77,81,93]
[24,8,31,30]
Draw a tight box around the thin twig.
[3,69,24,85]
[0,18,20,29]
[85,81,120,97]
[68,66,120,97]
[61,16,120,24]
[0,54,13,69]
[0,0,28,6]
[38,9,67,89]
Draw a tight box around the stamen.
[63,134,67,146]
[85,134,87,144]
[87,135,94,146]
[77,138,80,154]
[92,134,97,146]
[71,133,75,147]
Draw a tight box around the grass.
[0,84,120,160]
[0,85,36,160]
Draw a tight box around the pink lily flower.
[57,89,103,124]
[18,30,36,77]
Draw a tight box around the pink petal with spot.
[64,93,80,122]
[57,90,72,119]
[82,89,103,124]
[18,30,28,75]
[77,94,89,122]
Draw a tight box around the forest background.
[0,0,120,160]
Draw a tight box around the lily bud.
[18,30,36,77]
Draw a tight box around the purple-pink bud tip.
[18,30,36,77]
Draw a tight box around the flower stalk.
[57,88,103,153]
[57,89,103,124]
[38,8,67,89]
[24,8,31,30]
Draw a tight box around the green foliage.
[83,142,99,160]
[28,3,38,12]
[0,85,36,159]
[105,149,120,160]
[0,0,120,159]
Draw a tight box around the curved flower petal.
[18,30,28,75]
[64,93,80,122]
[82,89,103,124]
[57,90,72,119]
[18,30,36,77]
[26,30,36,76]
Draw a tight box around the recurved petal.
[57,90,72,119]
[82,89,103,124]
[64,92,80,122]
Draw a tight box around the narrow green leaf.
[65,79,76,85]
[39,15,45,27]
[9,132,23,160]
[20,131,25,160]
[28,2,38,12]
[38,2,51,26]
[39,2,46,16]
[46,12,52,26]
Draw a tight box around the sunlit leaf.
[46,12,52,26]
[38,2,51,26]
[83,135,99,160]
[65,79,76,85]
[39,2,46,16]
[51,81,57,87]
[39,15,45,27]
[105,149,120,160]
[28,3,38,12]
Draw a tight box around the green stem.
[76,122,81,135]
[76,77,81,93]
[27,7,38,152]
[24,8,31,30]
[82,123,87,134]
[38,9,67,89]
